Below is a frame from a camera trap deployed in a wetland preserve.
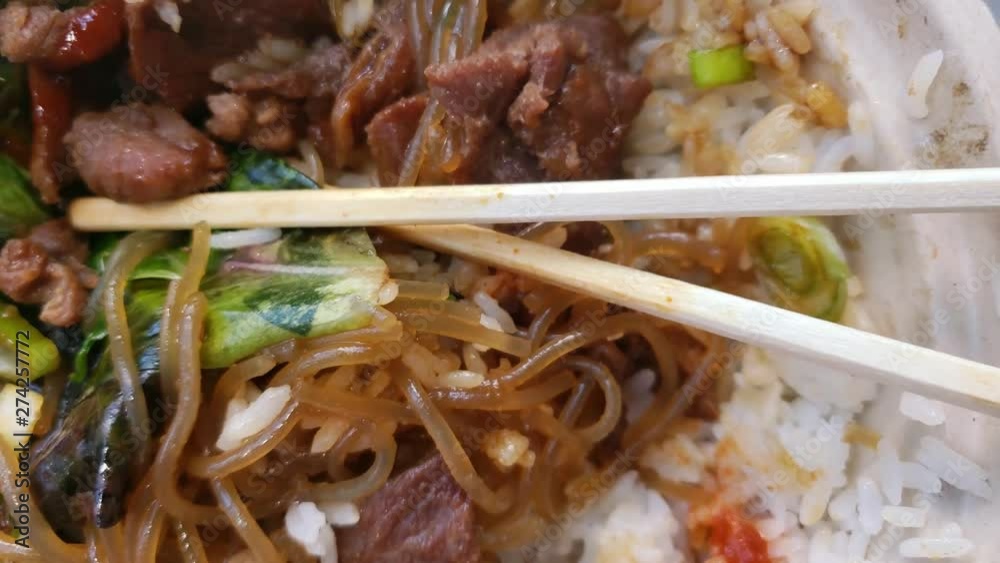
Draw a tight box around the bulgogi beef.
[206,93,302,154]
[63,103,228,203]
[337,454,480,563]
[331,18,416,166]
[0,0,125,71]
[366,94,429,186]
[367,14,651,185]
[213,37,353,100]
[206,37,355,157]
[0,219,97,327]
[124,0,332,111]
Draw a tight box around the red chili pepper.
[44,0,126,72]
[28,65,73,204]
[710,509,772,563]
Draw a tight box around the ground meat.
[331,21,415,166]
[0,0,125,71]
[206,93,301,153]
[367,15,649,185]
[0,220,96,327]
[338,455,481,563]
[125,0,331,111]
[64,104,228,203]
[215,38,353,100]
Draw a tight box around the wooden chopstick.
[69,168,1000,231]
[383,224,1000,416]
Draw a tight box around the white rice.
[474,291,517,334]
[377,280,400,305]
[484,429,534,470]
[439,369,485,389]
[539,472,687,563]
[285,502,338,563]
[310,417,350,454]
[904,49,944,119]
[899,392,947,426]
[882,505,928,528]
[899,537,975,559]
[319,502,361,527]
[216,385,291,451]
[877,439,903,505]
[640,433,708,485]
[827,488,857,523]
[915,436,993,499]
[622,368,657,423]
[382,253,420,274]
[857,476,884,535]
[900,461,944,494]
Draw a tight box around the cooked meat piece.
[0,0,124,71]
[463,15,651,181]
[366,95,428,186]
[28,219,90,265]
[207,38,353,158]
[331,22,415,166]
[0,220,97,327]
[206,93,301,153]
[338,455,481,563]
[214,38,353,100]
[125,0,331,110]
[473,129,545,184]
[368,15,649,185]
[368,95,544,186]
[64,104,228,203]
[0,3,66,63]
[28,65,73,204]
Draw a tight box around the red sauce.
[45,0,125,72]
[28,65,73,204]
[709,509,771,563]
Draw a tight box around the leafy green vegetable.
[33,229,388,537]
[225,149,321,192]
[748,217,850,322]
[88,233,224,281]
[86,232,125,273]
[0,155,49,240]
[0,300,60,382]
[689,46,755,89]
[201,229,384,366]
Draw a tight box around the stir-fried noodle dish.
[0,0,982,562]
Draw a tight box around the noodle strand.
[211,479,283,563]
[396,371,512,514]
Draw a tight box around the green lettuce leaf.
[225,149,320,192]
[0,155,49,240]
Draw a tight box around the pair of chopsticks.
[68,169,1000,415]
